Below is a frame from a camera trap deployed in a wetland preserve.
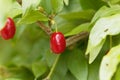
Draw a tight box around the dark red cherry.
[50,32,66,54]
[0,17,16,40]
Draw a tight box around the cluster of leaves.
[0,0,120,80]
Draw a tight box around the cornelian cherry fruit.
[50,32,66,54]
[0,17,16,40]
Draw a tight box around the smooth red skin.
[50,32,66,54]
[0,17,16,40]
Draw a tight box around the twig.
[37,21,53,35]
[66,32,89,47]
[37,21,89,46]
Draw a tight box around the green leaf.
[67,49,88,80]
[65,23,90,36]
[40,0,53,14]
[91,6,108,23]
[86,14,120,63]
[2,67,34,80]
[7,1,22,18]
[86,39,106,64]
[64,0,69,6]
[87,40,108,80]
[91,5,120,24]
[51,0,64,13]
[79,0,105,10]
[64,72,77,80]
[63,0,82,12]
[51,54,68,80]
[43,50,57,67]
[100,44,120,80]
[19,0,48,24]
[5,78,22,80]
[22,0,41,15]
[88,60,100,80]
[112,34,120,46]
[0,0,22,29]
[0,0,21,15]
[32,61,48,79]
[110,0,120,4]
[103,0,120,4]
[112,65,120,80]
[33,38,57,67]
[13,25,27,40]
[18,10,48,24]
[58,22,77,34]
[60,10,95,21]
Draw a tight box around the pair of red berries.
[0,17,16,40]
[0,17,66,54]
[50,32,66,54]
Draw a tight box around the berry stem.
[44,55,60,80]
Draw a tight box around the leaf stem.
[44,55,60,80]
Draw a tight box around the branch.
[66,32,89,47]
[37,21,89,47]
[37,21,53,35]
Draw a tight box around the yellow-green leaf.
[100,44,120,80]
[51,0,64,13]
[86,14,120,63]
[0,0,22,29]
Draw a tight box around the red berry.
[50,32,66,54]
[0,17,16,40]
